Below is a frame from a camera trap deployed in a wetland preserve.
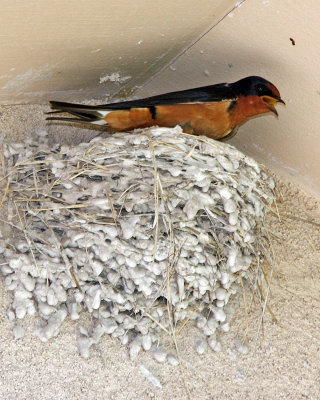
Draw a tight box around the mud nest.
[0,126,275,362]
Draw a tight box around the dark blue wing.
[100,82,237,109]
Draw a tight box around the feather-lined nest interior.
[0,126,275,362]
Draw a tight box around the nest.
[0,126,275,362]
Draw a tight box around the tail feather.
[47,101,110,126]
[47,116,92,124]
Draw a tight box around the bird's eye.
[255,84,265,93]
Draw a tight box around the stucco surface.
[0,0,236,103]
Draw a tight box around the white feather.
[96,110,112,117]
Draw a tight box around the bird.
[47,76,284,141]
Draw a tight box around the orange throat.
[230,95,273,126]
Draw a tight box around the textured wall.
[0,0,236,103]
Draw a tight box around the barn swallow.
[47,76,284,141]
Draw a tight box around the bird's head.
[233,76,285,116]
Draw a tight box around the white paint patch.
[90,48,101,53]
[228,0,244,17]
[99,72,131,84]
[2,64,54,91]
[3,69,34,89]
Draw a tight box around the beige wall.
[1,0,319,198]
[0,0,236,103]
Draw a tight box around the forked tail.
[47,101,110,126]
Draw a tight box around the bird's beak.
[261,95,285,116]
